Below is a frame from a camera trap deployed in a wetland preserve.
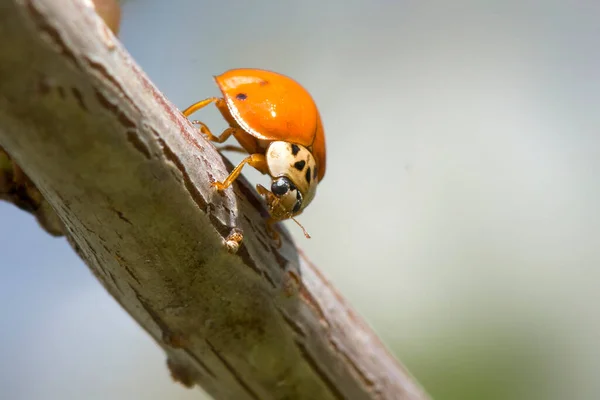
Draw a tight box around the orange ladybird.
[182,68,327,244]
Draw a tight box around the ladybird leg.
[255,185,283,247]
[213,153,267,191]
[183,98,236,142]
[266,217,282,248]
[191,121,236,143]
[256,183,274,199]
[181,97,221,117]
[256,183,281,211]
[215,145,248,154]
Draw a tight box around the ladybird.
[182,68,327,245]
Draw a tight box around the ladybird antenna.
[291,217,311,239]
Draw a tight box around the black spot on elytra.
[313,166,318,179]
[236,93,247,100]
[259,80,269,86]
[291,144,300,156]
[305,167,311,183]
[294,160,306,171]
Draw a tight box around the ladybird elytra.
[182,68,326,245]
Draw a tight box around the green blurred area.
[398,328,550,400]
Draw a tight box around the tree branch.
[0,0,429,399]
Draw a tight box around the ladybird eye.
[271,177,290,196]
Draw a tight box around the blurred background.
[2,1,599,399]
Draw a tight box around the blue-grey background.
[2,1,599,399]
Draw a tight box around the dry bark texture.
[0,1,430,399]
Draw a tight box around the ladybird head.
[263,141,318,220]
[270,176,303,216]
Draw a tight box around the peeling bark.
[0,1,429,399]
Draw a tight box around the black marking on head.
[293,192,302,213]
[291,144,300,156]
[294,160,306,171]
[313,166,318,179]
[236,93,247,100]
[305,167,311,184]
